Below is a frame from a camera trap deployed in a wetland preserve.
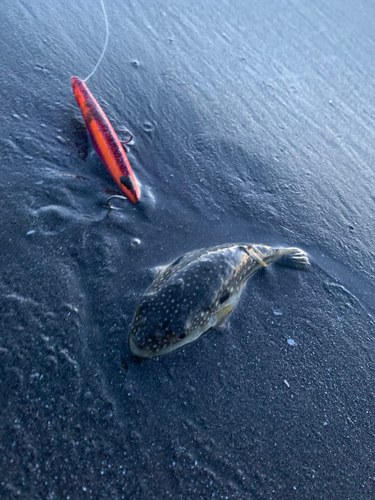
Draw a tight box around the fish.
[71,76,140,204]
[128,243,310,358]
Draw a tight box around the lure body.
[71,76,140,204]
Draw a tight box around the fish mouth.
[128,325,154,358]
[128,335,156,359]
[130,321,215,359]
[129,326,190,359]
[128,336,178,359]
[128,326,175,359]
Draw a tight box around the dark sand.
[1,0,374,498]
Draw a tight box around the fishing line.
[84,0,109,82]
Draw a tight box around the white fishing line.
[84,0,109,81]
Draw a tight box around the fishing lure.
[71,0,140,204]
[72,76,140,204]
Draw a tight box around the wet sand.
[1,0,374,498]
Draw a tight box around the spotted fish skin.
[129,244,310,358]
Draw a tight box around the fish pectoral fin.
[248,249,268,267]
[214,304,233,328]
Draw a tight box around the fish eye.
[172,255,184,267]
[219,290,230,304]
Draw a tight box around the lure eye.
[120,175,135,191]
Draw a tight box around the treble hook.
[118,128,133,152]
[107,195,128,210]
[106,128,135,209]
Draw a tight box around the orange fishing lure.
[72,76,140,204]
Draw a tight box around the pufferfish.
[129,243,310,358]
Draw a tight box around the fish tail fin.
[276,248,310,269]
